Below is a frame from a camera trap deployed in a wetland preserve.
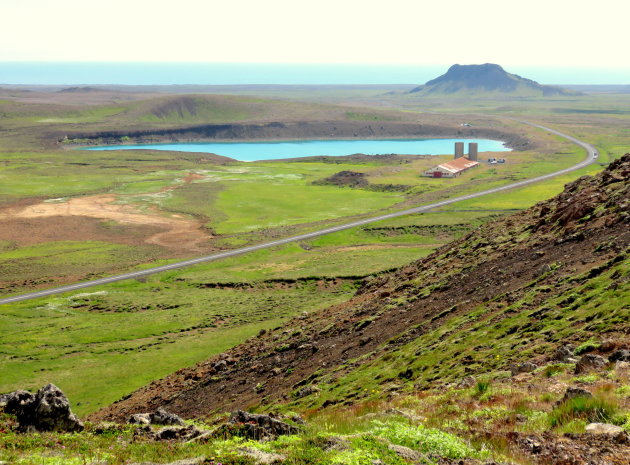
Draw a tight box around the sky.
[2,0,629,68]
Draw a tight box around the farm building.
[423,157,479,178]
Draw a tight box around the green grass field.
[0,87,629,420]
[0,278,356,415]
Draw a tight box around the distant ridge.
[410,63,578,97]
[57,86,103,93]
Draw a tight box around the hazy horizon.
[2,62,629,86]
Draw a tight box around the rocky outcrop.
[153,425,202,441]
[557,387,592,406]
[315,171,369,188]
[388,444,426,462]
[129,407,185,426]
[575,354,607,374]
[3,384,83,433]
[237,447,287,464]
[552,345,576,363]
[510,362,537,376]
[586,423,625,435]
[609,349,630,362]
[129,413,152,425]
[227,411,299,440]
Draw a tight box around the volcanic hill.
[410,63,577,97]
[92,154,629,427]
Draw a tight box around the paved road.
[0,120,598,305]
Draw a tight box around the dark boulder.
[609,349,630,363]
[575,354,607,374]
[228,410,299,440]
[510,362,537,376]
[456,376,476,388]
[129,407,185,426]
[150,407,185,426]
[556,387,592,406]
[2,390,33,414]
[294,385,320,399]
[154,425,202,441]
[553,344,575,362]
[4,384,83,433]
[129,413,152,425]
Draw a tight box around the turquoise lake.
[84,138,509,162]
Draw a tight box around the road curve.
[0,120,598,305]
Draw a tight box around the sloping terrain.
[410,64,577,97]
[91,154,629,424]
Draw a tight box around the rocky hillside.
[91,154,629,423]
[410,64,577,97]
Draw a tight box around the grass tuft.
[549,394,618,428]
[474,380,491,397]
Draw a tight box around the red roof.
[438,157,479,173]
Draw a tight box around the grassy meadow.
[0,87,629,422]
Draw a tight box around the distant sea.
[1,63,629,86]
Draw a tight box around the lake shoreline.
[65,120,528,160]
[82,137,510,162]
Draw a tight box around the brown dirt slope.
[90,154,630,423]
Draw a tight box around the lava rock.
[213,360,228,372]
[510,362,537,376]
[228,410,299,440]
[388,444,425,462]
[553,344,575,362]
[154,425,202,441]
[294,385,320,399]
[585,423,625,435]
[2,390,33,414]
[129,408,185,426]
[609,349,630,363]
[0,393,11,409]
[557,387,592,406]
[5,384,83,433]
[574,354,607,374]
[237,447,286,464]
[457,376,476,388]
[129,413,152,425]
[150,407,185,426]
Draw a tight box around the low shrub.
[575,341,600,355]
[549,394,618,428]
[370,420,486,460]
[474,381,491,397]
[543,364,566,378]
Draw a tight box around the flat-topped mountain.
[410,63,577,97]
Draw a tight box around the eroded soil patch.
[0,189,211,252]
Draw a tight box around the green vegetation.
[1,84,629,464]
[0,241,160,290]
[0,278,355,415]
[0,414,489,465]
[474,380,491,397]
[287,248,629,412]
[575,340,601,355]
[549,394,619,428]
[345,111,400,121]
[209,170,402,234]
